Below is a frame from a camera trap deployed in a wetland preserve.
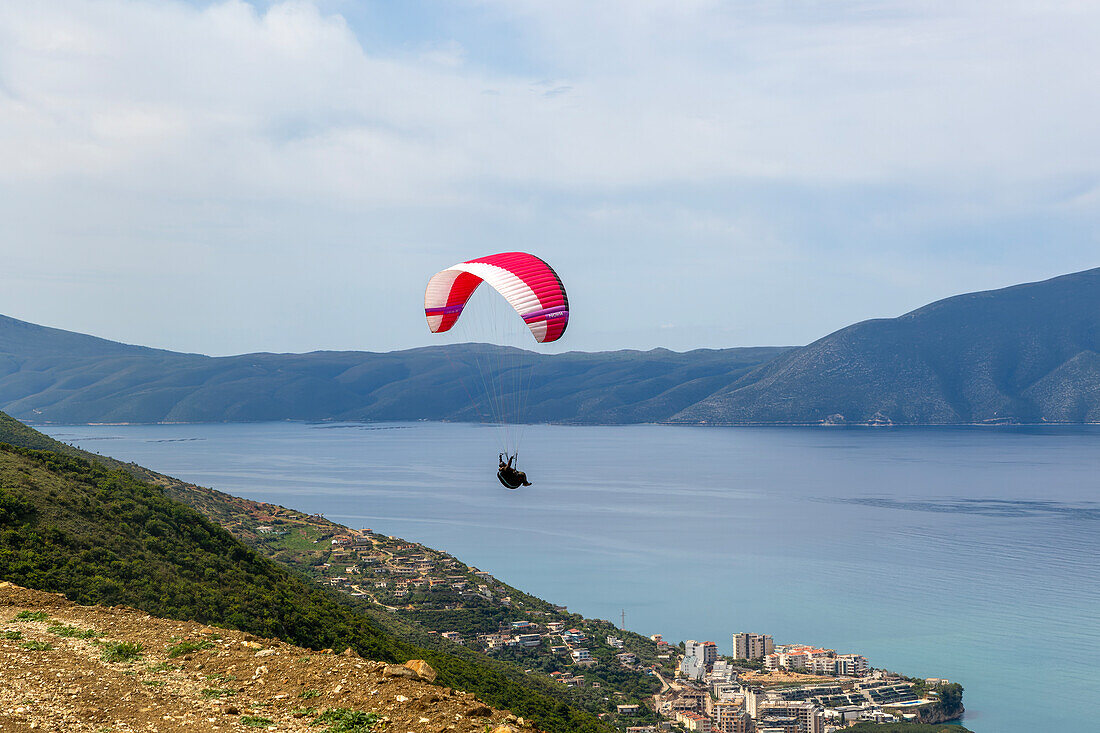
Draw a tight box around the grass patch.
[311,708,383,732]
[2,630,24,640]
[240,716,273,728]
[47,623,100,639]
[200,687,237,698]
[205,672,236,682]
[22,640,53,651]
[292,707,317,718]
[141,679,166,687]
[13,611,49,622]
[100,641,144,663]
[146,661,181,674]
[166,639,213,658]
[264,524,328,552]
[298,688,320,699]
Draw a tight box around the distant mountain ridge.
[0,314,788,424]
[3,266,1099,425]
[0,314,180,357]
[672,267,1100,424]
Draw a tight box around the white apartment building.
[758,701,825,733]
[805,653,870,676]
[713,698,749,732]
[709,659,738,682]
[836,654,870,676]
[686,640,719,667]
[732,633,775,660]
[742,686,765,718]
[513,633,542,648]
[675,711,711,732]
[765,645,834,671]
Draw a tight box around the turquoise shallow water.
[41,422,1100,732]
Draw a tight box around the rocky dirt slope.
[0,582,532,733]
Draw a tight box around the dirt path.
[0,582,529,733]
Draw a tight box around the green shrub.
[100,641,144,663]
[47,623,100,639]
[0,486,35,522]
[240,716,273,728]
[166,639,212,658]
[13,611,49,622]
[22,640,53,651]
[312,708,383,732]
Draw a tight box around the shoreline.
[22,418,1100,428]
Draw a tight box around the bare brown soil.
[0,582,529,733]
[740,669,850,686]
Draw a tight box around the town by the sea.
[41,422,1100,732]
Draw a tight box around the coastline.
[21,417,1100,428]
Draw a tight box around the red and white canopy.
[424,252,569,343]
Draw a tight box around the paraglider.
[497,453,531,489]
[424,252,569,487]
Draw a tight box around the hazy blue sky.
[2,1,1098,355]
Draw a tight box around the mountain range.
[2,266,1099,425]
[0,312,787,424]
[671,267,1100,425]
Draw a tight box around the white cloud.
[0,1,1097,354]
[4,0,1100,200]
[486,0,1100,187]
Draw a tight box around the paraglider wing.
[424,252,569,343]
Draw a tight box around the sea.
[39,421,1100,732]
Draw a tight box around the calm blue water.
[41,422,1100,732]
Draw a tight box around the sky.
[1,0,1098,355]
